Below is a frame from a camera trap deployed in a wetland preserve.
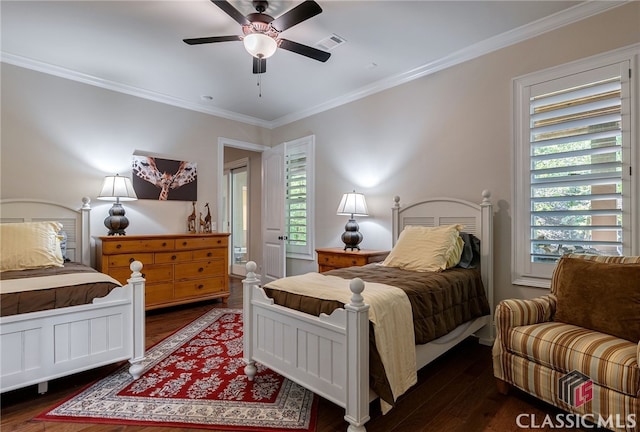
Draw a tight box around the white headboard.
[391,190,494,315]
[0,198,92,266]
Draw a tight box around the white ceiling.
[0,1,623,128]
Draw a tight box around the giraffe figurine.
[203,203,212,233]
[187,201,197,233]
[199,212,205,233]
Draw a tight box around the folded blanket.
[265,272,417,413]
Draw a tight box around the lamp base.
[341,218,363,251]
[104,202,129,236]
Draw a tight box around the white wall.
[1,64,268,249]
[1,3,638,305]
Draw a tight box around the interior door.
[261,143,286,283]
[226,163,248,276]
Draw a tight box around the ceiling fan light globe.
[243,33,277,59]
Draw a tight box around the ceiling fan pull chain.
[257,73,262,97]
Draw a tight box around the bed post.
[344,278,370,432]
[80,197,91,266]
[478,190,494,345]
[391,196,401,247]
[242,261,259,381]
[127,260,146,378]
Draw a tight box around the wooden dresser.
[96,233,230,310]
[315,247,390,273]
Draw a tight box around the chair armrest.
[494,295,556,345]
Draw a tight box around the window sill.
[512,276,551,289]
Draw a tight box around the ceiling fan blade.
[183,35,241,45]
[210,0,250,26]
[279,38,330,62]
[253,57,267,74]
[270,1,322,32]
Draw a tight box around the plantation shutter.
[528,62,626,263]
[285,136,315,259]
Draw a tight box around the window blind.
[286,148,308,247]
[529,75,623,262]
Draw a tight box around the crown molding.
[269,0,628,128]
[0,52,272,129]
[1,1,628,130]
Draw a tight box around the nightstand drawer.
[319,254,367,268]
[315,248,390,273]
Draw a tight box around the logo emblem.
[559,370,593,407]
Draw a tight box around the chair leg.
[495,378,510,395]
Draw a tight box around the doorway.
[224,159,249,276]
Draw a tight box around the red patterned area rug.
[35,308,318,432]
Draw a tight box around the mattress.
[0,262,121,317]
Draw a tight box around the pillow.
[381,224,463,272]
[58,230,70,262]
[0,221,65,272]
[457,232,480,269]
[553,256,640,343]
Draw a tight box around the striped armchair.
[493,254,640,432]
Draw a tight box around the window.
[513,48,637,288]
[285,135,315,259]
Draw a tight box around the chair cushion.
[507,322,639,397]
[551,256,640,343]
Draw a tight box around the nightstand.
[316,247,390,273]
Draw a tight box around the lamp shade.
[336,192,368,217]
[243,33,277,59]
[97,175,137,201]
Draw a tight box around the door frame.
[217,137,270,272]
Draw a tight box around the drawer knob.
[116,244,122,249]
[324,257,329,262]
[183,241,188,246]
[217,240,221,244]
[162,242,167,247]
[141,273,146,278]
[129,258,134,263]
[207,252,212,257]
[352,260,356,265]
[198,267,204,272]
[197,284,204,289]
[171,255,177,260]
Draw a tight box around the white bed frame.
[242,191,494,432]
[0,198,146,394]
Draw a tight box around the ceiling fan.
[184,0,331,74]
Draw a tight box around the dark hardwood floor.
[1,276,606,432]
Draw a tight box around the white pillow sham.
[381,224,463,272]
[0,221,65,272]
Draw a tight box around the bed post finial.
[481,190,491,205]
[348,278,365,307]
[393,196,400,208]
[81,196,91,209]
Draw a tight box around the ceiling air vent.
[316,34,346,51]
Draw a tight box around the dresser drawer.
[174,260,225,280]
[105,253,154,268]
[174,236,228,251]
[110,264,174,285]
[154,250,193,264]
[192,248,226,261]
[145,282,174,305]
[174,277,227,299]
[102,239,176,254]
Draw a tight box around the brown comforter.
[263,264,491,406]
[1,262,121,317]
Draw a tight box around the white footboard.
[0,262,146,394]
[242,262,370,432]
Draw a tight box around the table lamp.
[336,191,368,251]
[97,174,138,236]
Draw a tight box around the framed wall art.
[131,155,197,201]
